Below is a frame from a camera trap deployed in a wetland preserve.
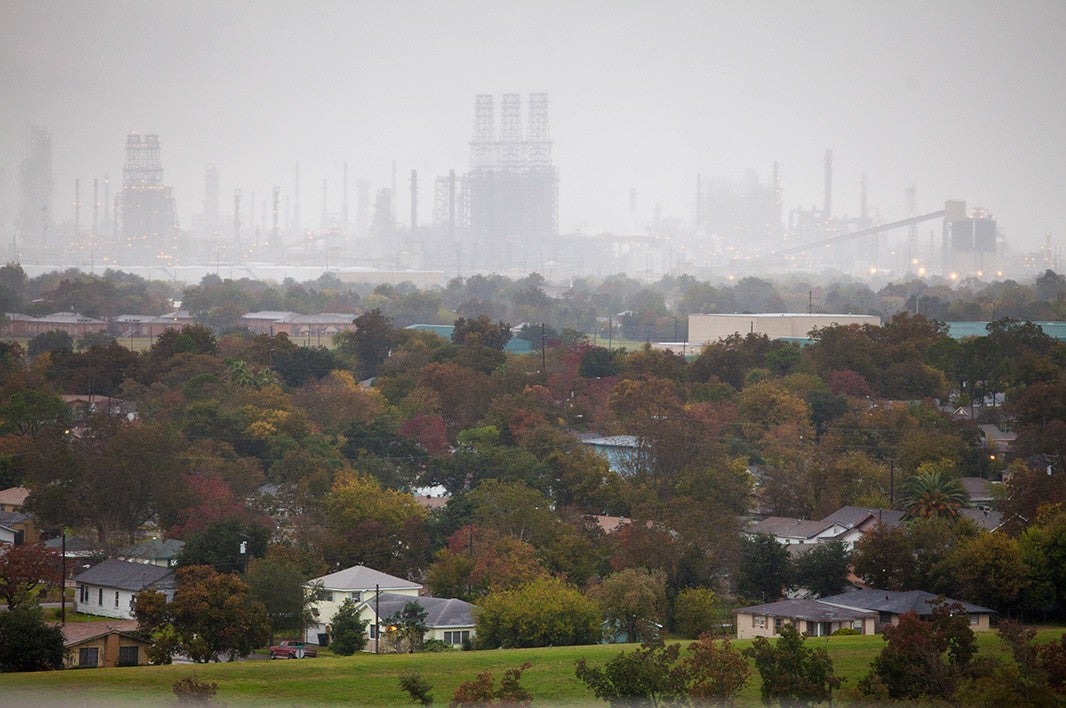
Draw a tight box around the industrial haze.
[0,1,1064,282]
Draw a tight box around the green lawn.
[1,628,1062,706]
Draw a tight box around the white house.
[73,558,175,620]
[305,565,421,645]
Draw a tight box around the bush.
[172,676,219,704]
[399,671,434,706]
[832,627,860,636]
[0,606,64,672]
[420,638,452,652]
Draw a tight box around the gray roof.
[958,477,995,502]
[820,506,905,530]
[0,510,31,525]
[310,565,421,593]
[45,535,101,553]
[749,516,833,539]
[958,507,1003,531]
[736,599,876,623]
[73,558,174,592]
[819,589,994,616]
[119,538,185,560]
[368,592,476,628]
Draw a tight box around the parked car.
[269,640,317,659]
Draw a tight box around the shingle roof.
[749,517,834,539]
[310,565,421,593]
[0,487,30,508]
[59,620,144,647]
[119,538,185,561]
[736,599,876,623]
[369,592,476,628]
[819,589,994,616]
[957,507,1003,531]
[73,558,174,592]
[820,506,905,529]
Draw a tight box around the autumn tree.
[685,634,752,704]
[851,523,914,590]
[0,542,62,609]
[166,565,271,662]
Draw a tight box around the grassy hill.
[0,629,1061,706]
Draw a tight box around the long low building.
[688,313,881,346]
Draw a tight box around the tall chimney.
[410,169,418,231]
[823,149,832,218]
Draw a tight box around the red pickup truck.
[269,640,317,659]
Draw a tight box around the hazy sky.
[2,0,1064,251]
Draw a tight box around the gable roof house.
[118,538,185,568]
[358,592,477,652]
[61,620,152,668]
[304,565,421,645]
[73,558,175,620]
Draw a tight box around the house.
[117,538,185,568]
[580,434,642,475]
[735,599,877,639]
[241,311,357,339]
[818,589,994,631]
[746,517,847,546]
[0,524,15,545]
[958,477,997,508]
[32,312,109,337]
[0,509,39,544]
[358,592,477,652]
[0,486,29,512]
[304,565,421,645]
[73,559,175,620]
[61,620,152,668]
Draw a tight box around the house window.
[78,647,99,667]
[774,617,783,634]
[369,625,377,639]
[115,591,120,608]
[351,591,362,601]
[852,620,864,631]
[754,616,766,629]
[118,646,139,666]
[79,586,88,603]
[317,589,333,602]
[98,588,103,605]
[969,614,980,626]
[443,631,470,645]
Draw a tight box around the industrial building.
[117,134,179,261]
[688,313,881,346]
[17,127,54,248]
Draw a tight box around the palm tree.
[900,470,969,519]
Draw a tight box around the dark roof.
[749,516,834,539]
[957,508,1004,531]
[119,538,185,560]
[820,506,905,530]
[45,535,101,553]
[73,558,174,592]
[736,599,875,623]
[0,510,31,525]
[819,589,994,616]
[369,592,476,628]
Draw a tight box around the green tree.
[792,540,851,598]
[27,330,73,357]
[243,553,315,644]
[178,517,270,574]
[451,315,512,350]
[575,637,690,706]
[589,568,667,643]
[851,522,914,590]
[329,598,369,655]
[0,605,65,672]
[735,535,791,603]
[946,531,1030,612]
[386,600,429,654]
[745,623,843,707]
[475,577,600,649]
[337,309,393,379]
[672,587,722,639]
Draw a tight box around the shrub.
[330,598,369,655]
[172,676,219,704]
[399,671,434,706]
[672,587,721,639]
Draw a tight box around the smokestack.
[823,149,833,218]
[342,161,349,233]
[272,186,280,245]
[696,173,702,229]
[74,179,80,236]
[448,169,456,238]
[410,169,418,231]
[92,178,99,240]
[103,173,111,234]
[860,174,868,222]
[321,179,328,229]
[294,161,301,234]
[234,189,241,243]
